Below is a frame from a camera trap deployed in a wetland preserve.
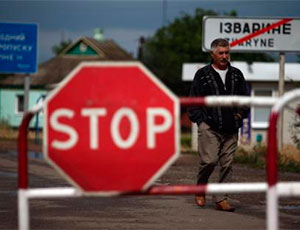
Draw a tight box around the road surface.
[0,141,300,229]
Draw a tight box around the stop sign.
[44,62,179,195]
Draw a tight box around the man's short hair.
[210,38,229,52]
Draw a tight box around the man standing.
[187,38,249,212]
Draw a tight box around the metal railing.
[18,90,300,230]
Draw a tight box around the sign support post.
[278,52,285,150]
[24,76,30,114]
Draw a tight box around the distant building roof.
[0,37,134,88]
[182,61,300,82]
[60,37,133,60]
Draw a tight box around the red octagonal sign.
[44,62,179,195]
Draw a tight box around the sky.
[0,0,300,64]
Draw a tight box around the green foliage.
[142,8,274,96]
[143,8,215,96]
[181,132,192,148]
[234,146,266,168]
[52,39,72,55]
[279,155,300,173]
[235,146,300,173]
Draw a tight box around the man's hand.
[234,113,243,129]
[235,113,242,119]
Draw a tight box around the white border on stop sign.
[43,61,180,196]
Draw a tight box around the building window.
[252,89,274,129]
[16,95,24,114]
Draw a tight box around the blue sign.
[0,22,38,74]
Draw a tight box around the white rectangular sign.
[203,16,300,52]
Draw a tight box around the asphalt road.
[1,146,300,229]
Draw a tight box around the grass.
[181,131,300,173]
[181,132,192,149]
[235,145,266,169]
[279,145,300,172]
[235,144,300,173]
[0,119,39,140]
[0,119,17,139]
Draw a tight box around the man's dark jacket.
[187,62,250,134]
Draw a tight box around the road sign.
[44,62,180,195]
[202,16,300,52]
[0,22,38,74]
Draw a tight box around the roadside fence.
[18,89,300,230]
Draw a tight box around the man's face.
[211,46,230,70]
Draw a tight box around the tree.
[142,8,274,96]
[52,39,72,55]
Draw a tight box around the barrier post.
[266,89,300,230]
[18,111,36,230]
[18,103,43,230]
[267,112,279,230]
[18,190,29,230]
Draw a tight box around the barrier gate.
[18,90,300,230]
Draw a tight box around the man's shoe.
[195,195,206,207]
[215,200,235,212]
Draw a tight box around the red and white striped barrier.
[18,92,300,230]
[266,89,300,230]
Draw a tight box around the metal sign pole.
[278,52,285,151]
[24,76,30,114]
